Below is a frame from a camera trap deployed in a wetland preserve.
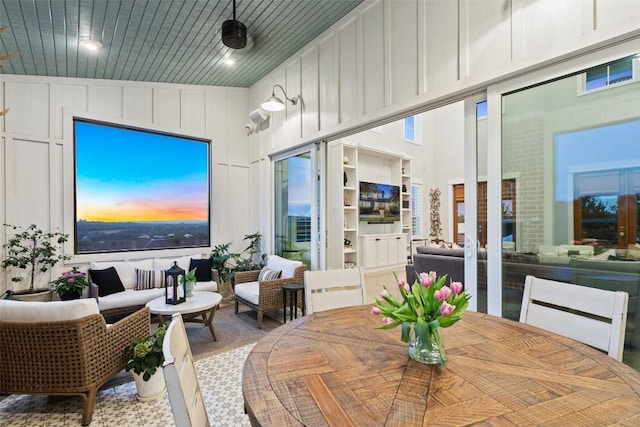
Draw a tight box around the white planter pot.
[132,370,166,402]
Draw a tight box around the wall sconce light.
[261,84,300,112]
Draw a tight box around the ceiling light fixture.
[80,39,102,51]
[261,84,300,112]
[222,0,247,49]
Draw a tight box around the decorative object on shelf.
[344,262,357,269]
[344,237,351,248]
[371,271,471,367]
[1,223,70,299]
[402,167,406,175]
[52,266,88,300]
[184,267,197,297]
[344,171,348,186]
[125,325,167,401]
[165,262,186,305]
[344,194,350,206]
[343,156,349,164]
[429,188,443,241]
[402,184,407,193]
[402,200,410,209]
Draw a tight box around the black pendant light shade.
[222,19,247,49]
[222,0,247,49]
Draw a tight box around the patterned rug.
[0,343,255,427]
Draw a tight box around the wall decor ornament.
[429,188,443,240]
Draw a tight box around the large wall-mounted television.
[359,181,400,224]
[73,117,211,254]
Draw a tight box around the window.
[580,57,638,94]
[404,116,415,141]
[411,184,423,238]
[295,216,311,243]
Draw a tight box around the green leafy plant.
[125,325,167,381]
[184,267,197,283]
[210,242,238,283]
[210,232,265,284]
[52,266,88,298]
[1,223,71,292]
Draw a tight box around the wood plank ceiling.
[0,0,364,87]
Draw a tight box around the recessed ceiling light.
[80,39,102,51]
[224,57,235,66]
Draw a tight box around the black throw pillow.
[89,266,125,297]
[189,258,213,282]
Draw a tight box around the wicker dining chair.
[0,298,150,426]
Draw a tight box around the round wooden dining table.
[242,305,640,426]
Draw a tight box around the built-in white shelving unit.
[327,141,411,270]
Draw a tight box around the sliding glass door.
[273,144,323,270]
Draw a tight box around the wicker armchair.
[234,255,306,328]
[0,299,150,425]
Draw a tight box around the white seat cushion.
[0,298,100,322]
[234,281,259,305]
[194,281,218,292]
[98,288,164,311]
[266,255,302,279]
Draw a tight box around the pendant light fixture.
[222,0,247,49]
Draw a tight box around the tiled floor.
[0,343,254,427]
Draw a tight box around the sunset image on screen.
[74,119,210,253]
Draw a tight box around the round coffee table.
[146,291,222,341]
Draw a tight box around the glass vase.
[185,280,195,297]
[408,333,443,365]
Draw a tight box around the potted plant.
[184,267,197,297]
[1,223,71,301]
[125,325,167,401]
[52,267,88,300]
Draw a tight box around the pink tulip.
[451,282,463,294]
[397,278,410,293]
[382,317,394,325]
[371,306,381,315]
[419,272,432,287]
[434,286,452,301]
[428,271,437,282]
[441,302,455,316]
[380,289,389,298]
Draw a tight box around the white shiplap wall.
[0,75,250,290]
[247,0,640,252]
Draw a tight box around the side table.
[282,283,305,323]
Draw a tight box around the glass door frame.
[271,142,324,271]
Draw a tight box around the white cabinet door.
[387,234,405,265]
[363,236,381,269]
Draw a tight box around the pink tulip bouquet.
[371,271,471,367]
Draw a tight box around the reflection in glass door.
[274,147,319,270]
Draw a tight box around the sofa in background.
[89,254,218,319]
[0,298,150,425]
[234,254,305,328]
[406,246,465,285]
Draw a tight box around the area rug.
[0,343,255,427]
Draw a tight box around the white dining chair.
[520,275,629,361]
[162,313,211,427]
[304,267,366,314]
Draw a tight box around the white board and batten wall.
[248,0,640,240]
[0,76,251,290]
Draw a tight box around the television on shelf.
[358,181,400,224]
[73,117,211,254]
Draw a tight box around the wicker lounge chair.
[0,298,150,425]
[234,255,306,328]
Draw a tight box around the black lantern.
[165,261,186,305]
